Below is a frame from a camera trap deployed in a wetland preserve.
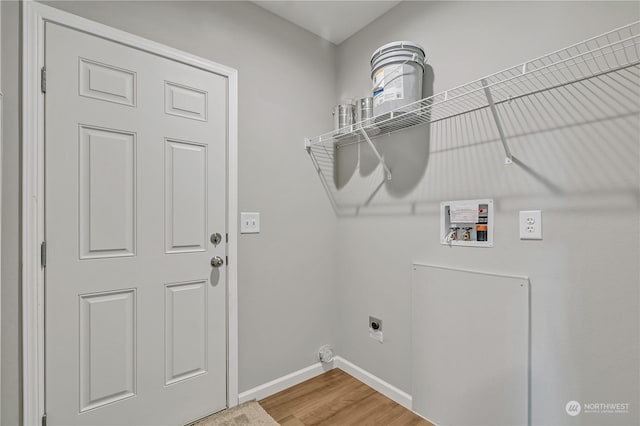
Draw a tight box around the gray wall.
[2,2,639,426]
[1,1,337,424]
[2,1,20,425]
[334,2,639,426]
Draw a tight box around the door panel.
[165,281,207,385]
[79,125,136,258]
[79,58,137,107]
[165,140,207,253]
[45,22,228,426]
[79,290,137,412]
[164,81,208,121]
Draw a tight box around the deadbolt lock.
[210,232,222,246]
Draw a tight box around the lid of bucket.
[370,41,425,64]
[370,53,425,78]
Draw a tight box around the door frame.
[0,91,3,426]
[21,2,239,424]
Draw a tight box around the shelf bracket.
[359,128,392,180]
[481,79,513,165]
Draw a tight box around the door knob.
[211,256,224,267]
[210,232,222,246]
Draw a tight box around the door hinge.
[41,67,47,93]
[226,255,228,266]
[40,241,47,268]
[41,413,47,426]
[225,233,228,243]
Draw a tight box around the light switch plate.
[519,210,542,240]
[240,212,260,234]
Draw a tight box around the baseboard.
[237,356,413,412]
[238,361,332,403]
[333,356,412,409]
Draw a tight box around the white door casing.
[22,3,239,425]
[0,92,3,425]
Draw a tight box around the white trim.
[226,64,239,409]
[238,362,332,404]
[412,408,440,426]
[0,91,3,425]
[237,357,435,423]
[333,356,413,410]
[21,2,239,424]
[22,3,45,424]
[412,262,530,281]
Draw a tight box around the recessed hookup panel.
[440,199,494,247]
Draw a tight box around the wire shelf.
[306,21,640,215]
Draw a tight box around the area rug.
[190,401,279,426]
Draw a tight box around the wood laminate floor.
[259,369,433,426]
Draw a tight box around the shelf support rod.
[307,145,339,213]
[482,78,513,165]
[359,128,392,180]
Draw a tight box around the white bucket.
[370,41,425,119]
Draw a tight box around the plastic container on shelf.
[370,41,426,120]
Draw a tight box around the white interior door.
[45,22,228,426]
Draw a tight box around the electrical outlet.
[369,316,382,331]
[369,316,383,343]
[240,212,260,234]
[519,210,542,240]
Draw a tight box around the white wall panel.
[412,265,529,426]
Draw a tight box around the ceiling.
[253,1,401,45]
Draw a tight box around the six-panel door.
[45,22,228,426]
